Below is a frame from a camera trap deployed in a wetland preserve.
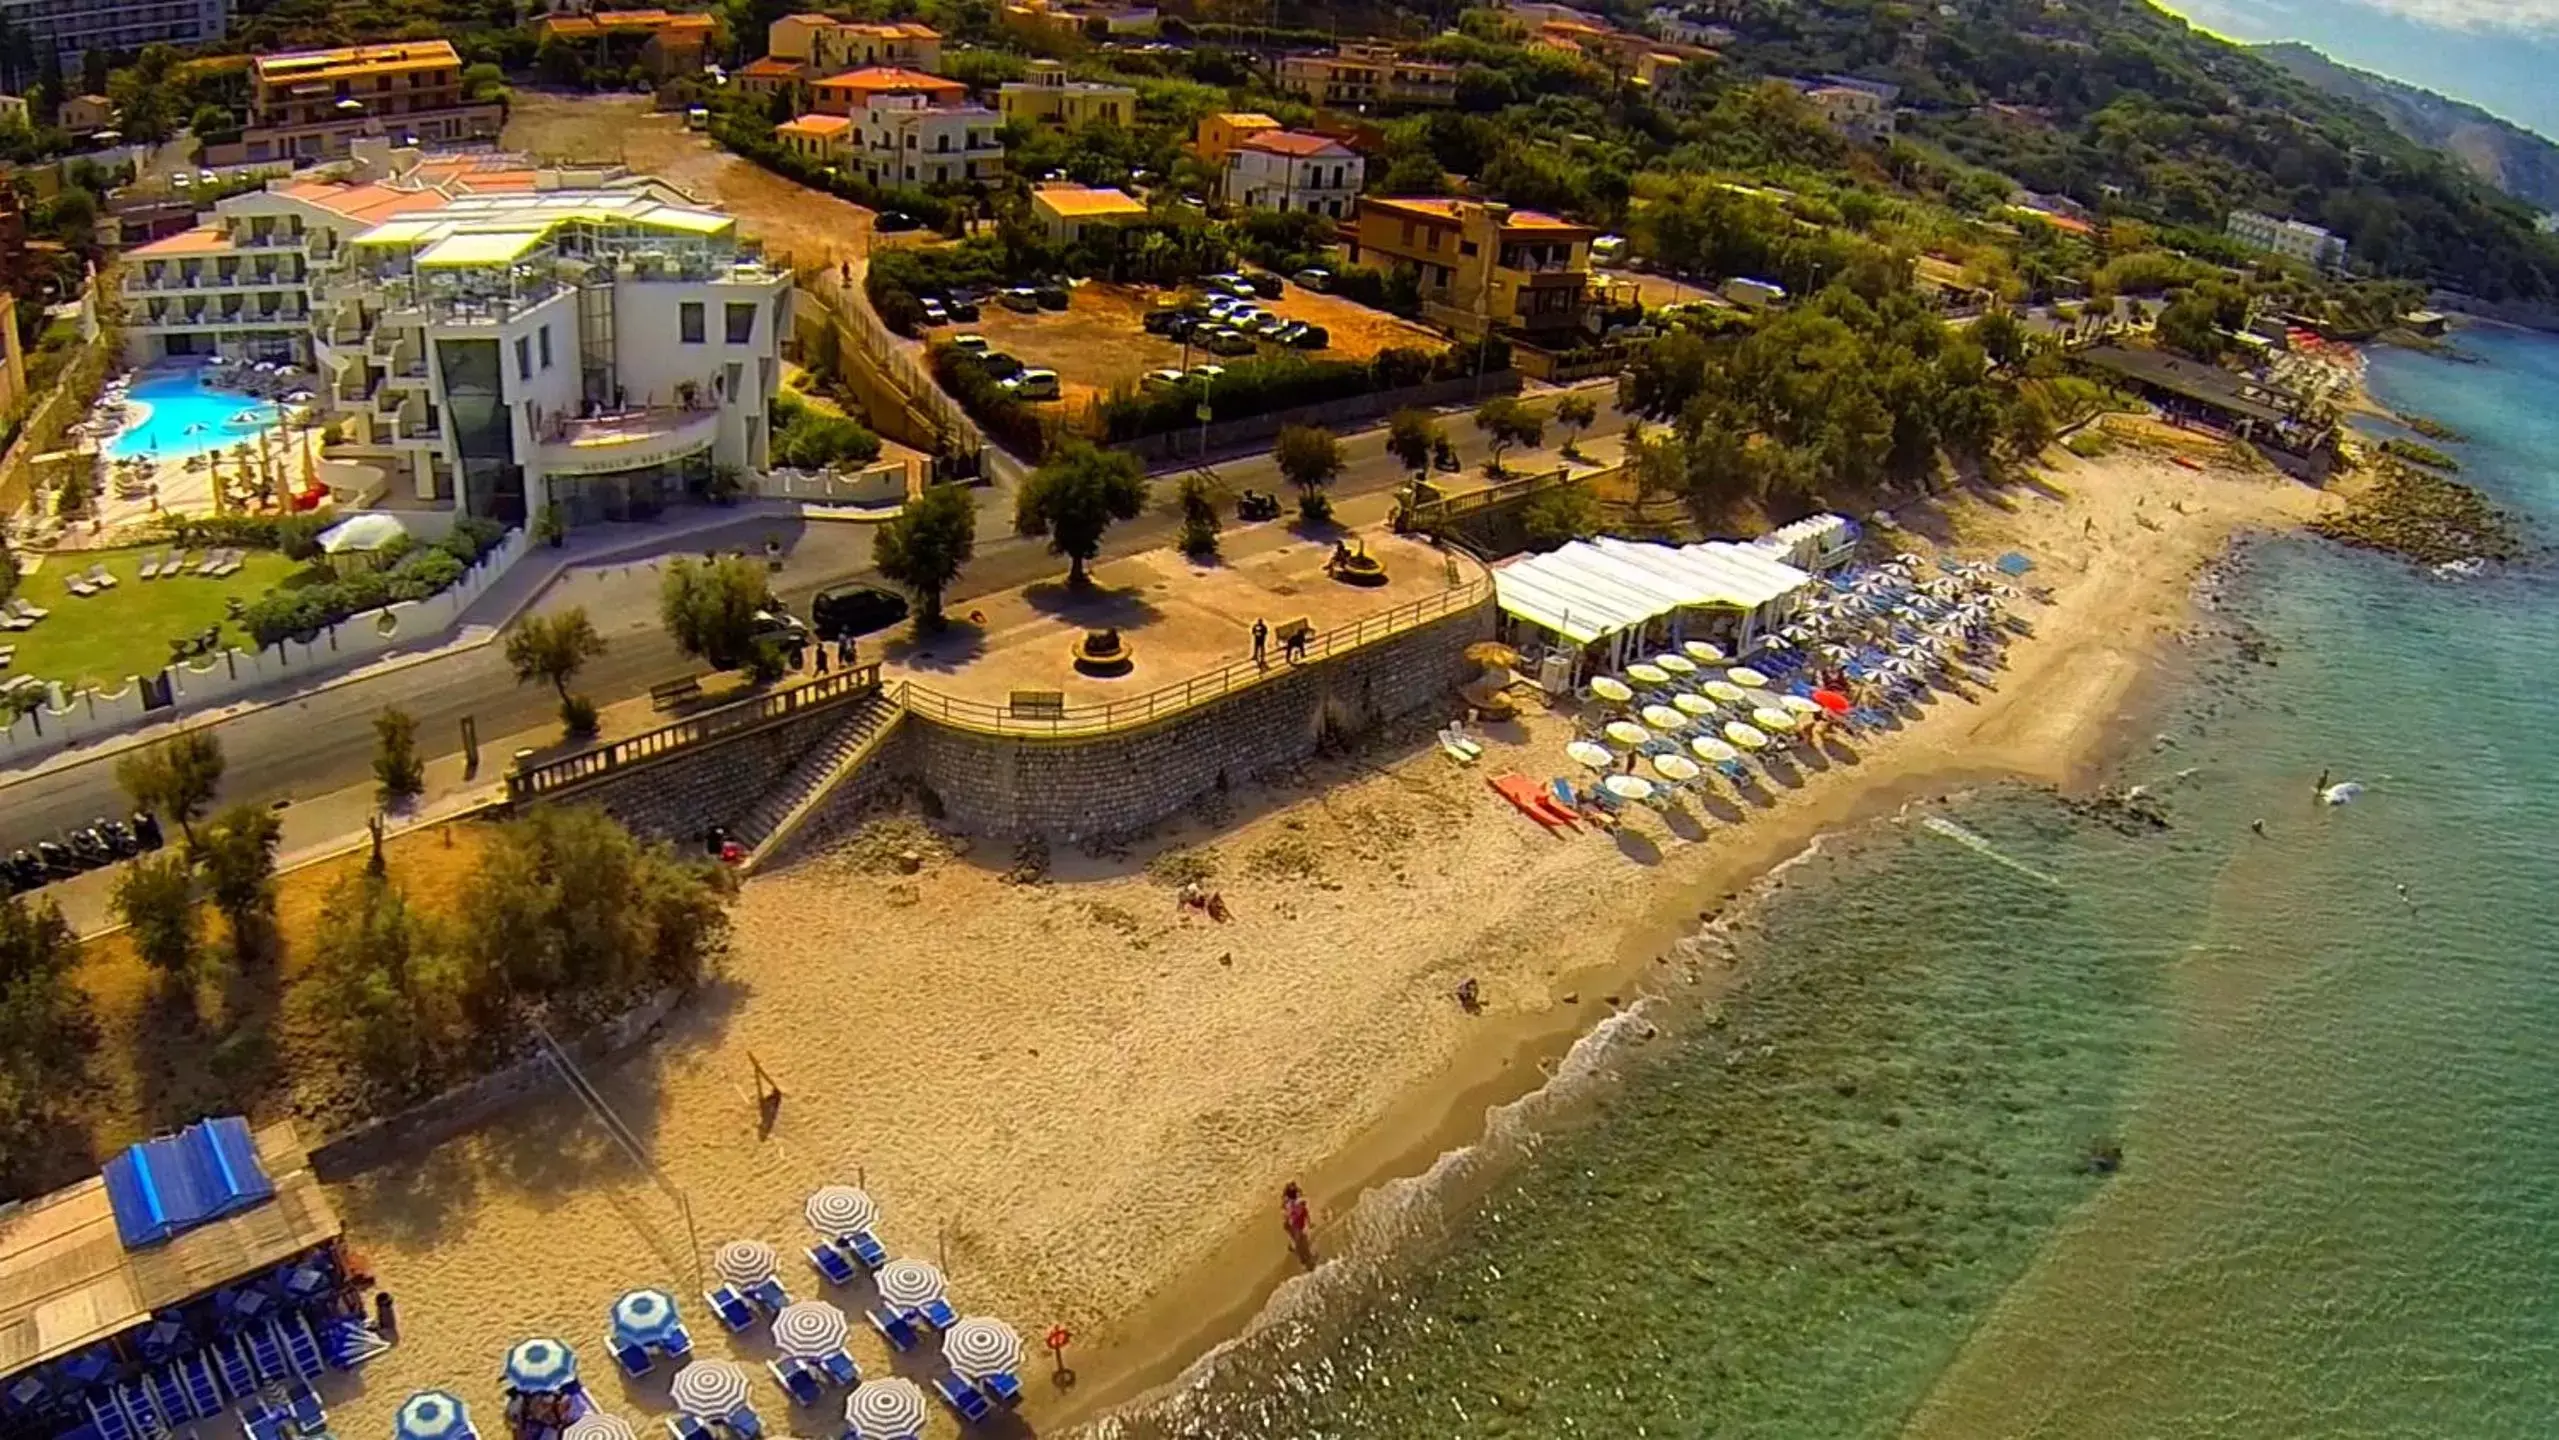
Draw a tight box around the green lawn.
[5,546,303,690]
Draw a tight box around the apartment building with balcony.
[1274,45,1459,110]
[534,9,723,79]
[4,0,231,71]
[1346,196,1627,340]
[809,66,966,116]
[1220,130,1362,218]
[767,15,941,74]
[212,42,504,166]
[776,112,852,165]
[996,60,1134,130]
[849,94,1004,189]
[124,170,788,529]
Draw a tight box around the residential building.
[1193,110,1279,165]
[850,94,1003,189]
[0,93,24,126]
[1275,45,1459,110]
[1346,195,1630,340]
[216,42,504,166]
[534,9,722,79]
[59,93,112,135]
[733,54,807,105]
[1646,6,1729,46]
[2,0,231,72]
[776,112,852,165]
[2227,208,2348,269]
[1001,0,1157,36]
[810,66,966,116]
[767,15,941,74]
[1029,183,1146,244]
[1221,130,1362,218]
[1803,83,1891,144]
[997,60,1135,130]
[122,164,789,527]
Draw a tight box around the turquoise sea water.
[110,366,282,459]
[1091,327,2559,1438]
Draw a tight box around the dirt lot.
[953,279,1448,418]
[503,91,874,267]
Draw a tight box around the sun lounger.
[136,551,161,580]
[247,1320,290,1380]
[88,564,116,590]
[85,1393,134,1440]
[282,1313,327,1379]
[609,1335,653,1377]
[844,1230,887,1271]
[193,550,224,576]
[745,1276,789,1313]
[764,1357,822,1408]
[13,596,44,622]
[1438,725,1477,763]
[0,646,13,669]
[931,1375,992,1425]
[806,1242,857,1287]
[241,1401,287,1440]
[663,1416,712,1440]
[146,1364,191,1422]
[813,1350,857,1388]
[180,1353,224,1415]
[285,1380,327,1434]
[660,1323,693,1361]
[866,1309,919,1352]
[703,1285,755,1333]
[318,1317,391,1371]
[116,1380,161,1435]
[980,1372,1022,1409]
[723,1404,763,1440]
[1489,774,1573,832]
[917,1298,958,1332]
[215,1336,258,1396]
[1,608,27,631]
[64,574,96,598]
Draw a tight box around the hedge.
[770,391,883,469]
[928,343,1051,460]
[237,518,509,649]
[1095,343,1507,443]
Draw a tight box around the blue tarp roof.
[101,1116,276,1250]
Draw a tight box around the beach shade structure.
[1650,753,1701,785]
[668,1361,752,1419]
[394,1392,472,1440]
[1690,736,1740,765]
[1625,662,1671,688]
[503,1338,578,1393]
[1703,680,1748,705]
[714,1239,779,1288]
[1751,706,1799,734]
[1565,740,1615,772]
[1672,692,1716,717]
[770,1302,851,1359]
[610,1290,679,1347]
[1640,704,1689,733]
[1778,695,1823,718]
[1726,666,1771,689]
[941,1318,1025,1384]
[1654,653,1697,676]
[1996,551,2035,576]
[315,513,409,556]
[563,1416,636,1440]
[843,1379,928,1440]
[803,1187,878,1241]
[1601,773,1655,804]
[874,1259,948,1315]
[1588,675,1635,704]
[1683,639,1727,664]
[1463,641,1522,672]
[1722,720,1771,751]
[1602,720,1651,751]
[1812,689,1853,716]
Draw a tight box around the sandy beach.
[317,445,2327,1438]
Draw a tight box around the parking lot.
[945,278,1446,418]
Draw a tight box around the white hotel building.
[122,159,791,529]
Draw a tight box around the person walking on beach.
[1252,618,1269,667]
[1281,1183,1313,1265]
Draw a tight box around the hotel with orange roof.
[201,41,505,167]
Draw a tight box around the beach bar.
[0,1119,381,1440]
[1492,537,1814,678]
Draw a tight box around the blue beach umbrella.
[503,1338,577,1393]
[610,1290,678,1347]
[394,1391,471,1440]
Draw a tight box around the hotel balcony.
[532,406,721,478]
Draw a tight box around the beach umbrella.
[1722,721,1770,751]
[610,1290,679,1347]
[1602,720,1651,750]
[1683,639,1726,664]
[1751,706,1798,734]
[1653,652,1696,676]
[941,1317,1025,1383]
[503,1338,577,1393]
[563,1416,636,1440]
[1820,644,1856,664]
[669,1361,751,1419]
[1650,752,1701,784]
[1778,695,1822,717]
[1463,641,1521,671]
[1640,703,1688,733]
[394,1393,471,1440]
[1588,675,1635,704]
[843,1378,928,1440]
[804,1186,878,1240]
[1672,692,1715,717]
[1727,666,1770,689]
[1601,773,1655,804]
[876,1259,948,1314]
[1565,739,1615,771]
[1625,662,1671,687]
[771,1301,851,1359]
[1689,736,1739,765]
[1703,680,1748,705]
[713,1239,779,1287]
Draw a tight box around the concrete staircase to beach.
[738,690,906,871]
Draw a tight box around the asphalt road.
[0,385,1623,852]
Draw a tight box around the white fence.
[0,527,528,766]
[758,460,909,509]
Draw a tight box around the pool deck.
[77,368,319,538]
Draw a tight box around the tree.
[1473,396,1544,475]
[506,607,607,735]
[187,103,230,136]
[1386,409,1440,476]
[1553,394,1599,458]
[458,805,729,1007]
[117,729,224,848]
[1013,442,1148,587]
[2154,292,2226,361]
[77,48,105,98]
[872,482,977,629]
[2003,389,2057,463]
[1273,424,1343,523]
[112,852,196,977]
[373,707,425,808]
[311,872,458,1100]
[1973,310,2029,369]
[196,804,281,963]
[461,62,509,106]
[0,892,92,1194]
[1520,485,1598,552]
[1176,471,1221,558]
[658,557,773,672]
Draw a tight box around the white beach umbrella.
[713,1239,778,1287]
[772,1301,851,1358]
[1602,720,1651,750]
[1650,752,1701,784]
[1626,662,1671,687]
[1672,691,1715,717]
[1588,675,1635,704]
[843,1379,928,1440]
[669,1361,751,1418]
[874,1259,948,1313]
[1751,706,1798,733]
[1726,666,1770,689]
[1683,639,1727,664]
[941,1318,1024,1383]
[1565,740,1615,771]
[1689,736,1739,765]
[564,1415,636,1440]
[1778,695,1822,717]
[1601,773,1655,803]
[1640,703,1688,733]
[1703,680,1748,705]
[1654,652,1697,675]
[804,1186,878,1239]
[1722,720,1770,751]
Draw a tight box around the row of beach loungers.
[79,1309,390,1440]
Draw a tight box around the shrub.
[560,694,599,737]
[1177,472,1221,558]
[163,506,340,553]
[930,343,1049,459]
[373,707,425,807]
[771,391,883,469]
[113,852,197,976]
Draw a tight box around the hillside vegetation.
[2253,41,2559,218]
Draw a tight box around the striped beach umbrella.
[503,1338,577,1393]
[563,1415,636,1440]
[843,1379,927,1440]
[393,1392,470,1440]
[713,1239,779,1288]
[770,1302,850,1359]
[668,1361,751,1419]
[803,1186,877,1240]
[873,1259,947,1314]
[941,1317,1023,1383]
[610,1290,678,1347]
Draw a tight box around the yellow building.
[1030,184,1148,243]
[998,60,1135,130]
[1274,45,1458,109]
[535,10,723,79]
[776,112,853,165]
[1194,110,1280,164]
[230,42,502,163]
[1347,196,1627,339]
[767,15,942,74]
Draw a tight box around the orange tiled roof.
[739,56,804,77]
[130,227,235,257]
[1236,129,1350,159]
[812,66,964,93]
[275,179,455,223]
[779,113,853,136]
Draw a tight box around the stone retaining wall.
[542,702,852,847]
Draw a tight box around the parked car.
[1289,323,1330,350]
[875,210,922,233]
[812,584,911,640]
[1143,305,1186,335]
[918,298,950,326]
[1000,286,1041,312]
[1141,368,1188,392]
[950,333,991,356]
[943,293,981,321]
[1249,313,1289,337]
[1246,272,1283,298]
[1274,319,1310,346]
[1293,267,1333,292]
[1186,364,1228,384]
[979,351,1025,380]
[1033,282,1070,310]
[1200,327,1255,356]
[1002,368,1062,400]
[750,607,810,652]
[1208,272,1255,298]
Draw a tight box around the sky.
[2155,0,2559,140]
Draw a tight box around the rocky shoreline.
[2309,462,2525,567]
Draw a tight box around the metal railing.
[1399,465,1573,532]
[505,665,882,802]
[898,563,1493,737]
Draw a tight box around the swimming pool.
[109,367,286,460]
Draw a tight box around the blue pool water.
[109,366,284,459]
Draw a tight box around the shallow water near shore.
[1082,327,2559,1438]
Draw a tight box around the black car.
[1033,282,1070,310]
[875,210,922,233]
[1142,306,1185,335]
[812,584,911,641]
[944,294,981,322]
[1246,272,1283,299]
